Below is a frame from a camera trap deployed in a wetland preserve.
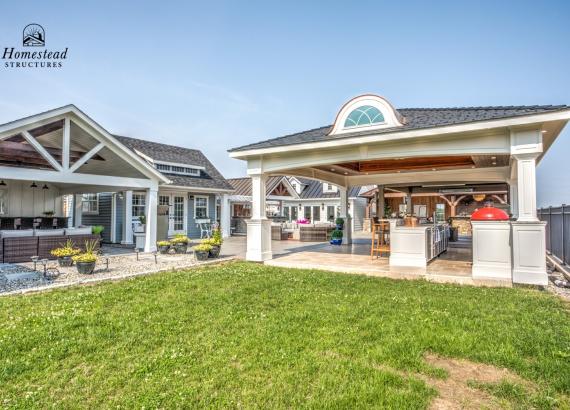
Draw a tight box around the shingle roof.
[229,105,569,152]
[227,176,361,199]
[114,135,233,191]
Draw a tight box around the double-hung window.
[132,193,146,217]
[194,196,209,219]
[82,193,99,214]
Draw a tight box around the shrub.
[331,229,343,239]
[157,240,170,247]
[50,239,81,258]
[211,228,223,245]
[92,225,105,235]
[72,253,97,263]
[138,215,146,225]
[335,217,344,226]
[171,234,189,244]
[194,243,213,252]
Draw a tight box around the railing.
[538,205,570,266]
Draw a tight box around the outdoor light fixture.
[102,254,109,271]
[0,180,6,186]
[30,181,38,188]
[321,203,325,210]
[473,194,486,202]
[40,259,48,277]
[152,251,158,264]
[135,249,140,261]
[31,256,39,271]
[42,184,49,190]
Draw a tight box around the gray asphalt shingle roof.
[114,135,233,191]
[229,105,568,152]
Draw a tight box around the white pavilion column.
[73,194,82,227]
[511,152,547,286]
[246,173,272,261]
[121,190,133,245]
[508,179,518,219]
[144,188,158,252]
[339,187,352,244]
[375,185,384,218]
[220,193,231,238]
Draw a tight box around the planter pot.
[194,250,209,261]
[208,245,221,258]
[330,238,343,245]
[58,256,74,267]
[158,245,170,254]
[173,243,188,254]
[336,224,344,230]
[76,261,96,274]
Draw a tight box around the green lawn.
[1,262,569,409]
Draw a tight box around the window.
[435,203,446,222]
[0,189,7,215]
[82,193,99,214]
[323,183,337,193]
[194,196,209,219]
[283,206,290,220]
[312,206,320,222]
[132,193,146,217]
[232,203,251,218]
[290,206,298,221]
[344,105,384,128]
[154,162,201,176]
[304,206,312,221]
[327,205,335,222]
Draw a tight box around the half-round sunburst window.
[343,105,385,128]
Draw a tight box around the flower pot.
[208,245,220,258]
[194,250,209,261]
[173,243,188,254]
[76,261,96,274]
[330,238,343,245]
[58,256,74,267]
[336,224,344,230]
[158,244,170,254]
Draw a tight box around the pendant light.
[0,180,6,186]
[30,181,38,188]
[42,184,49,190]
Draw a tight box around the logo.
[23,24,45,47]
[3,24,68,69]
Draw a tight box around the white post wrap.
[144,188,158,252]
[220,193,231,238]
[471,220,512,280]
[73,194,82,227]
[246,173,272,261]
[121,190,133,245]
[339,187,352,245]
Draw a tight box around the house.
[226,176,367,234]
[0,105,233,257]
[80,135,234,246]
[228,93,570,286]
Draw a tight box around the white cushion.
[35,229,65,237]
[0,229,34,238]
[65,227,92,235]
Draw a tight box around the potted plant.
[50,239,81,267]
[42,210,54,217]
[330,229,343,245]
[193,243,212,261]
[72,240,99,274]
[157,240,171,254]
[335,217,345,230]
[170,234,189,254]
[134,215,146,233]
[208,228,223,258]
[92,225,104,236]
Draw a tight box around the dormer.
[322,182,338,193]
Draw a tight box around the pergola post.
[375,184,384,218]
[121,190,133,245]
[73,194,82,227]
[144,187,158,252]
[510,149,547,285]
[246,173,272,261]
[339,187,352,244]
[220,193,231,238]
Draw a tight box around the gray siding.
[187,193,216,239]
[83,193,113,242]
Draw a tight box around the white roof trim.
[230,109,570,158]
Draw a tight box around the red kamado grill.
[470,204,509,221]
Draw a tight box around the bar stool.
[370,220,390,259]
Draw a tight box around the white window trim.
[194,195,209,220]
[82,193,99,215]
[132,192,147,219]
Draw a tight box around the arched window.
[343,105,385,128]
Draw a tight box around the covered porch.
[229,95,570,286]
[0,105,169,261]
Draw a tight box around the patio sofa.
[299,225,335,242]
[0,227,99,263]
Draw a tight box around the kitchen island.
[388,220,449,267]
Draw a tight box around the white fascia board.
[229,109,570,158]
[164,185,234,193]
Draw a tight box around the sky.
[0,0,569,207]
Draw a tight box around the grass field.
[1,261,569,409]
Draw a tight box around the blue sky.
[0,0,569,206]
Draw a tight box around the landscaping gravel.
[0,251,234,295]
